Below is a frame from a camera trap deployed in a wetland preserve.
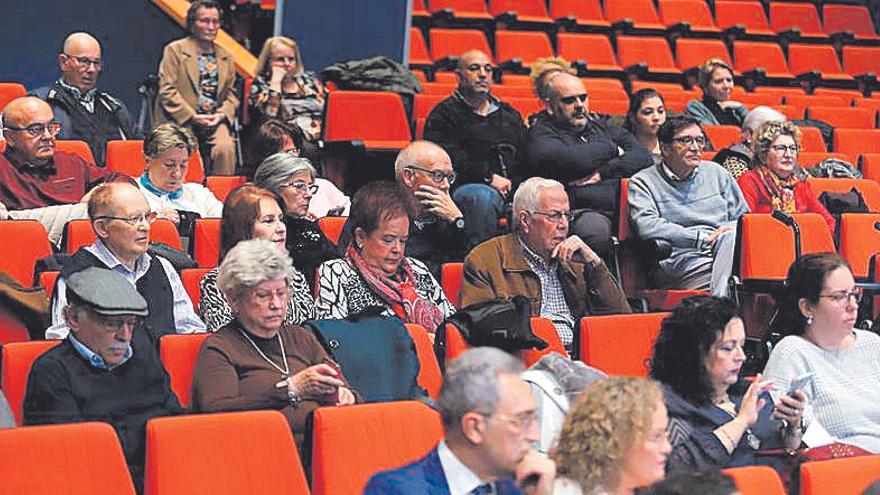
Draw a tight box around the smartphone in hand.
[787,372,814,397]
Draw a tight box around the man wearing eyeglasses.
[25,267,183,492]
[0,96,113,210]
[526,73,653,261]
[424,50,527,250]
[46,182,206,339]
[461,178,630,349]
[628,115,749,298]
[31,32,139,167]
[366,347,557,495]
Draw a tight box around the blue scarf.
[139,173,183,200]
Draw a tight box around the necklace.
[238,328,290,378]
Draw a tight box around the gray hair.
[393,140,446,181]
[217,238,294,303]
[742,106,786,133]
[253,153,317,195]
[512,177,564,228]
[439,347,525,431]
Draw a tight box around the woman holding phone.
[763,253,880,453]
[650,296,805,471]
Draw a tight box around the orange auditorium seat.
[800,456,880,495]
[159,333,210,408]
[55,140,96,164]
[492,85,538,99]
[604,0,666,31]
[676,39,731,72]
[506,97,544,121]
[38,270,60,302]
[191,218,221,267]
[785,95,847,116]
[323,91,411,150]
[0,82,27,111]
[769,2,828,39]
[500,74,532,86]
[579,312,670,376]
[723,466,786,495]
[630,81,700,100]
[556,33,623,73]
[179,268,210,315]
[714,1,776,38]
[404,323,443,399]
[843,46,880,77]
[441,262,463,307]
[204,175,246,202]
[105,140,205,183]
[408,28,432,67]
[317,216,347,246]
[548,0,611,30]
[0,220,52,288]
[813,88,863,102]
[807,178,880,212]
[489,0,555,28]
[798,152,853,168]
[704,125,741,150]
[590,99,628,116]
[495,30,554,68]
[788,44,854,81]
[63,218,182,253]
[862,153,880,182]
[413,93,448,121]
[616,36,681,75]
[1,340,60,424]
[806,107,875,130]
[799,126,827,152]
[823,4,879,40]
[0,422,136,494]
[311,401,444,495]
[658,0,720,34]
[429,28,494,63]
[736,93,782,107]
[835,130,880,156]
[145,411,309,495]
[838,213,880,280]
[521,317,568,366]
[430,0,494,23]
[733,41,794,79]
[420,82,457,96]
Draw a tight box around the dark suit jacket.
[363,447,523,495]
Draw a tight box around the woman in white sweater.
[763,253,880,453]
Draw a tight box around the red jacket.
[737,170,836,233]
[0,149,111,210]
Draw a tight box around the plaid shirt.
[518,238,575,346]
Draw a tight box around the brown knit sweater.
[191,321,353,445]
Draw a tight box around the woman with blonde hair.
[553,377,671,495]
[685,58,748,126]
[248,36,325,141]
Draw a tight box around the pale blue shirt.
[47,239,206,339]
[437,441,496,495]
[68,332,132,370]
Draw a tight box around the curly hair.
[775,253,851,336]
[649,296,741,405]
[529,56,575,100]
[749,120,803,168]
[552,377,663,492]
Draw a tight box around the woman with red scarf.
[314,181,455,333]
[737,121,835,234]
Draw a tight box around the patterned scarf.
[756,166,800,214]
[345,245,443,330]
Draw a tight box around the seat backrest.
[788,44,844,76]
[55,140,96,165]
[807,177,880,212]
[0,422,136,494]
[192,218,222,267]
[735,213,835,281]
[145,410,309,495]
[785,94,847,114]
[550,0,605,21]
[733,41,790,74]
[495,31,553,66]
[800,456,880,495]
[0,220,52,287]
[723,466,786,495]
[179,268,210,309]
[769,2,823,34]
[798,152,854,168]
[430,0,491,15]
[316,216,347,246]
[0,340,61,424]
[105,140,205,183]
[676,39,731,71]
[429,28,494,62]
[323,91,412,143]
[0,305,31,347]
[590,99,628,116]
[862,153,880,182]
[38,270,60,302]
[659,0,716,28]
[409,28,431,65]
[441,322,471,365]
[413,93,448,120]
[64,218,183,253]
[578,313,670,376]
[159,333,210,409]
[311,401,444,495]
[807,107,875,130]
[0,83,27,111]
[604,0,662,24]
[521,317,568,366]
[490,0,549,17]
[704,125,741,150]
[714,1,770,31]
[799,126,827,152]
[823,4,877,37]
[838,213,880,279]
[557,33,619,67]
[835,129,880,155]
[204,175,246,202]
[616,36,677,71]
[441,262,464,307]
[404,323,443,399]
[843,46,880,76]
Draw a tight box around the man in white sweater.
[628,115,749,297]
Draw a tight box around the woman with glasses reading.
[763,253,880,453]
[736,121,835,234]
[314,181,454,331]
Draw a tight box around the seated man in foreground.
[24,267,183,490]
[47,182,206,339]
[461,177,630,349]
[365,347,556,495]
[628,115,749,297]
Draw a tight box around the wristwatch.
[452,217,466,231]
[287,386,302,408]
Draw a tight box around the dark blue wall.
[0,0,186,115]
[278,0,410,73]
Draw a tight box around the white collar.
[437,441,493,495]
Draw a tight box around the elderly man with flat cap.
[24,267,183,491]
[32,32,139,166]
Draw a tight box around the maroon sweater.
[0,149,111,209]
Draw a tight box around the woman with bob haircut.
[553,377,671,495]
[685,58,748,127]
[650,296,805,472]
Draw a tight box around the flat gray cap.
[67,267,149,317]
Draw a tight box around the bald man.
[31,32,138,166]
[424,50,527,250]
[0,97,112,210]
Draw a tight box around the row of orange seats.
[412,0,879,42]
